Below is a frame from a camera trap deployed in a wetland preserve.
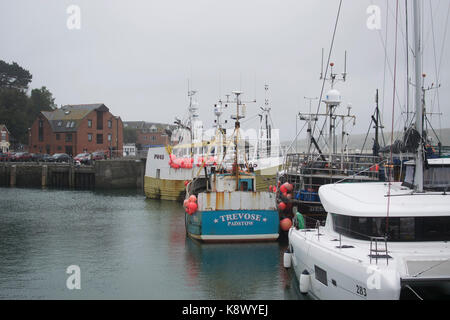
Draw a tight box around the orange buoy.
[278,202,287,211]
[280,218,293,231]
[188,201,198,214]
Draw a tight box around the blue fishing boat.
[184,91,280,242]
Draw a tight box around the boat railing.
[284,153,382,179]
[369,236,389,265]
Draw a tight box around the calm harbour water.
[0,187,302,299]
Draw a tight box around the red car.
[92,151,107,161]
[74,153,92,165]
[0,153,9,161]
[11,152,32,162]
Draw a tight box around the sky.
[1,0,449,143]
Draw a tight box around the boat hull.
[186,209,279,242]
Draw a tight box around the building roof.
[41,104,109,132]
[123,121,176,133]
[0,124,9,133]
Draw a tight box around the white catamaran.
[285,0,450,300]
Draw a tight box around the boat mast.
[413,0,424,192]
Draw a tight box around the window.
[332,214,450,242]
[56,133,60,140]
[88,133,92,142]
[38,120,44,142]
[152,136,156,141]
[1,132,6,141]
[315,265,328,286]
[65,133,72,142]
[403,165,450,191]
[107,133,112,142]
[96,134,103,144]
[97,111,103,130]
[108,120,112,128]
[88,119,92,128]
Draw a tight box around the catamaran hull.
[288,229,401,300]
[186,209,279,242]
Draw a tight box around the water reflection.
[0,188,301,299]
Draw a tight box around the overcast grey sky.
[1,0,449,142]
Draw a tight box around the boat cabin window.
[332,214,450,242]
[238,179,253,192]
[402,164,450,191]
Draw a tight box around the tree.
[0,60,32,91]
[0,60,56,146]
[123,126,138,144]
[0,88,30,145]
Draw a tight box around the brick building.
[28,104,123,156]
[123,121,175,150]
[0,124,10,153]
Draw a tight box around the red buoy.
[278,202,287,211]
[189,195,197,202]
[285,183,293,192]
[280,185,287,194]
[183,199,189,207]
[280,218,293,231]
[188,201,198,214]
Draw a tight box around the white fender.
[299,270,310,294]
[283,251,292,268]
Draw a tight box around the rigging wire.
[308,0,343,154]
[386,0,400,237]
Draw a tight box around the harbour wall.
[0,160,145,190]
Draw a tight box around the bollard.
[10,165,16,187]
[42,165,48,187]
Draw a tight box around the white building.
[123,143,136,156]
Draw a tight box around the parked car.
[11,152,32,162]
[92,151,107,161]
[74,153,92,165]
[48,153,71,163]
[0,153,9,161]
[41,154,52,162]
[31,153,52,162]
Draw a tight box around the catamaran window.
[424,166,450,190]
[402,165,450,191]
[403,165,415,188]
[332,214,450,242]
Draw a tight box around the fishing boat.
[144,88,282,201]
[277,61,382,225]
[285,0,450,300]
[184,91,280,242]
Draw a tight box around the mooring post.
[10,165,16,187]
[69,165,74,188]
[42,165,48,187]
